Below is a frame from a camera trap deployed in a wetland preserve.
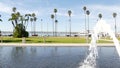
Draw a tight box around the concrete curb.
[0,43,115,47]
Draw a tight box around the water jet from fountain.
[79,19,120,68]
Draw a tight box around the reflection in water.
[51,47,58,57]
[0,47,2,68]
[0,46,119,68]
[30,47,36,55]
[11,47,25,66]
[12,47,25,57]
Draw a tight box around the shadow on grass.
[3,40,22,43]
[46,41,53,43]
[3,40,43,43]
[26,40,42,43]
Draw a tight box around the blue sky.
[0,0,120,32]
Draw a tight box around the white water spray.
[79,19,120,68]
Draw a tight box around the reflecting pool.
[0,46,119,68]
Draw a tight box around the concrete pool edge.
[0,43,115,47]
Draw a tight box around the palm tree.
[24,14,31,29]
[51,14,54,36]
[86,10,90,43]
[68,10,72,37]
[54,8,57,36]
[55,20,58,36]
[30,18,33,36]
[9,7,24,38]
[54,8,57,19]
[12,7,16,13]
[9,7,37,38]
[31,13,37,36]
[83,6,88,43]
[40,19,43,36]
[0,19,2,22]
[83,6,87,35]
[9,7,20,27]
[33,17,37,35]
[12,7,20,26]
[0,15,2,43]
[0,15,2,22]
[113,12,117,36]
[98,13,102,19]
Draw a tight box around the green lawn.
[0,36,115,43]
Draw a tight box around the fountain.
[79,19,120,68]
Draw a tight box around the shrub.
[13,24,29,38]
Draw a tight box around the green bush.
[13,24,29,38]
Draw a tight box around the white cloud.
[89,5,120,12]
[87,5,120,19]
[0,2,12,14]
[87,5,120,32]
[57,12,75,17]
[0,1,46,16]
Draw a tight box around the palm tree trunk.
[87,15,89,43]
[115,18,117,37]
[15,19,18,26]
[31,22,32,36]
[33,22,36,35]
[56,23,57,36]
[55,23,56,36]
[0,31,2,43]
[41,22,43,36]
[21,20,23,37]
[53,19,54,36]
[69,17,71,37]
[66,23,67,36]
[12,21,15,28]
[25,21,29,30]
[55,13,57,37]
[84,11,87,43]
[47,22,48,36]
